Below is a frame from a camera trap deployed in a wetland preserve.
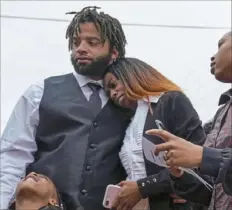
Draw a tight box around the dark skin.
[211,32,232,83]
[104,73,187,210]
[13,172,59,210]
[146,32,232,173]
[71,22,118,80]
[104,72,137,109]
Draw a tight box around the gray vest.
[26,73,132,210]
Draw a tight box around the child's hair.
[38,205,63,210]
[8,189,64,210]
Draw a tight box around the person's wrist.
[135,182,142,197]
[170,172,184,181]
[194,145,203,167]
[169,167,184,178]
[136,179,149,199]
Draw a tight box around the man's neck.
[88,76,102,81]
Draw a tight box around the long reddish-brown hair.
[107,57,182,101]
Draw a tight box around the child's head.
[9,172,63,210]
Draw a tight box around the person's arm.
[223,149,232,195]
[137,169,172,198]
[168,91,206,146]
[0,84,43,209]
[170,172,212,206]
[200,147,232,195]
[167,92,210,205]
[137,91,206,198]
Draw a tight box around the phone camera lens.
[105,200,109,206]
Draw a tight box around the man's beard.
[71,54,112,78]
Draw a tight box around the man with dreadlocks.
[0,6,131,210]
[66,6,127,78]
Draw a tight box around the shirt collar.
[73,72,103,88]
[142,94,163,103]
[219,88,232,105]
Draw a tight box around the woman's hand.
[111,181,142,210]
[170,193,187,204]
[169,167,184,177]
[146,129,203,168]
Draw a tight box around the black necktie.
[88,83,102,116]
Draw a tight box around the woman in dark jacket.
[103,57,206,210]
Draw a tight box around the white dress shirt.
[0,72,108,209]
[119,96,161,181]
[119,96,161,210]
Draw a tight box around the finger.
[165,150,172,160]
[118,181,125,187]
[145,129,176,142]
[112,195,120,208]
[173,199,187,204]
[169,166,182,173]
[169,167,183,177]
[122,205,132,210]
[122,198,133,210]
[154,143,172,155]
[163,151,168,161]
[117,198,127,210]
[165,156,181,167]
[165,159,174,167]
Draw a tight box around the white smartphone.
[102,184,121,209]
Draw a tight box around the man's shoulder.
[23,73,74,102]
[20,82,45,107]
[44,73,74,83]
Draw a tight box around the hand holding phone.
[102,184,121,209]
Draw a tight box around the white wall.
[1,1,231,132]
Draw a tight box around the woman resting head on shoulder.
[8,172,64,210]
[103,57,205,210]
[104,57,181,110]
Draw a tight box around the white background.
[1,1,231,133]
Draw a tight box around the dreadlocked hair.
[65,6,127,57]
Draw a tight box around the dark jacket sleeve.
[168,91,206,146]
[170,148,232,206]
[200,147,232,196]
[137,91,206,198]
[170,172,212,206]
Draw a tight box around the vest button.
[81,189,87,195]
[93,121,98,127]
[90,144,97,149]
[86,165,91,171]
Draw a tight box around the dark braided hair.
[65,6,127,57]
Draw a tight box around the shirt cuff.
[137,178,151,198]
[200,147,223,178]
